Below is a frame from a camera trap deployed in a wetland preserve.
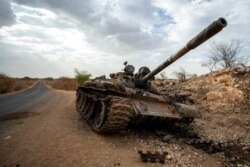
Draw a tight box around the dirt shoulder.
[1,89,232,167]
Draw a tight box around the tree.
[173,67,187,82]
[74,69,92,84]
[201,59,216,72]
[203,41,248,70]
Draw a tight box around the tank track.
[76,88,134,133]
[92,97,134,133]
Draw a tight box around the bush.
[22,76,32,80]
[74,69,91,84]
[45,77,54,81]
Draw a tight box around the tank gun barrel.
[142,17,227,82]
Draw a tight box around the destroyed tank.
[76,18,227,133]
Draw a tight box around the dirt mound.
[157,67,250,165]
[158,66,250,114]
[186,67,249,114]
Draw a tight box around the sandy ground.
[0,89,247,167]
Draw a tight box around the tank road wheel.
[76,92,95,120]
[93,101,106,129]
[92,97,134,134]
[83,97,95,121]
[81,96,90,116]
[76,91,86,113]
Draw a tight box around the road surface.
[0,81,49,116]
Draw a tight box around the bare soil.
[0,89,249,167]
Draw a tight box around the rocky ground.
[0,67,249,167]
[155,66,250,166]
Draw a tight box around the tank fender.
[174,103,202,118]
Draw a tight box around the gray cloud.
[0,0,16,27]
[13,0,170,53]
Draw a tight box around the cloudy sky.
[0,0,249,78]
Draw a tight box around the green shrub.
[45,77,54,81]
[74,69,91,85]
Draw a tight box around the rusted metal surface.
[131,98,181,118]
[142,18,227,82]
[138,150,168,164]
[175,103,202,118]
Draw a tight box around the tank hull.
[76,82,201,133]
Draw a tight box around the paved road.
[0,81,49,116]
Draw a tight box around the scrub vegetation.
[0,73,37,94]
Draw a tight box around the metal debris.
[138,150,168,164]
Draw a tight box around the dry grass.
[45,77,77,91]
[0,74,37,94]
[0,74,14,94]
